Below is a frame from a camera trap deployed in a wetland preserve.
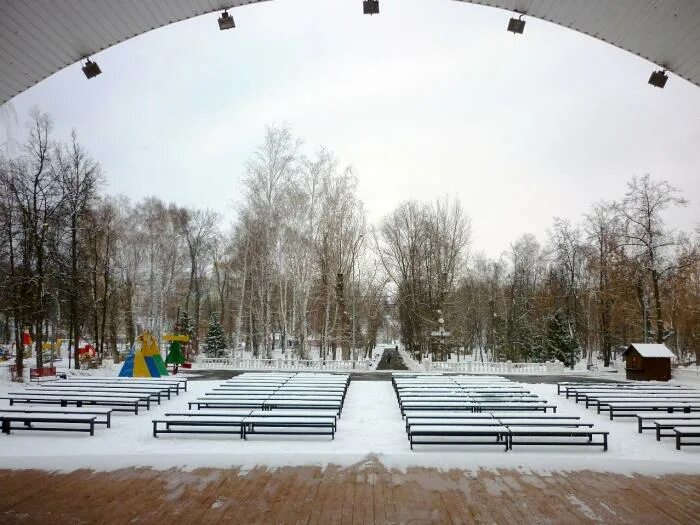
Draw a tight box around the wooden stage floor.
[1,460,699,524]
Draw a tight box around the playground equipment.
[42,339,64,361]
[22,328,32,357]
[164,334,188,366]
[119,331,169,377]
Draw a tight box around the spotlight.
[648,69,668,88]
[82,58,101,79]
[363,0,379,15]
[507,15,525,34]
[218,10,235,30]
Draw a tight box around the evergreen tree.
[204,314,227,358]
[545,310,579,367]
[177,309,194,339]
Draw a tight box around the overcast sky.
[3,0,699,257]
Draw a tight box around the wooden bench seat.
[41,383,172,400]
[0,413,96,435]
[243,416,336,439]
[28,385,167,403]
[601,401,699,420]
[408,424,509,450]
[262,399,342,416]
[674,426,700,450]
[61,377,187,394]
[587,395,700,410]
[571,389,696,403]
[188,398,265,410]
[153,415,248,438]
[10,390,152,409]
[404,413,495,432]
[507,426,609,451]
[3,394,142,414]
[653,419,700,441]
[0,407,112,427]
[636,414,700,433]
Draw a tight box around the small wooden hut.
[621,343,674,381]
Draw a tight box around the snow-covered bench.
[405,413,496,432]
[42,382,173,401]
[188,398,266,410]
[406,417,593,441]
[12,389,153,409]
[28,384,169,403]
[653,419,700,441]
[262,398,343,416]
[636,414,700,433]
[471,402,556,414]
[571,388,696,404]
[0,407,112,427]
[153,412,251,438]
[586,394,700,410]
[408,424,510,450]
[674,426,700,450]
[0,412,97,435]
[61,376,188,394]
[600,401,700,420]
[243,415,336,440]
[3,393,143,414]
[507,426,609,451]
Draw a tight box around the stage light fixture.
[648,69,668,88]
[82,59,101,79]
[218,10,235,30]
[363,0,379,15]
[507,15,525,34]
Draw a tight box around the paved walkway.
[1,462,699,524]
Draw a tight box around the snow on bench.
[636,414,700,433]
[0,407,112,427]
[408,424,510,450]
[3,393,143,414]
[243,415,336,440]
[189,398,266,410]
[153,414,250,438]
[40,382,173,400]
[652,419,700,441]
[27,385,168,403]
[0,412,97,436]
[507,426,609,451]
[12,389,153,409]
[674,426,700,450]
[585,394,700,410]
[600,401,700,419]
[59,377,187,393]
[262,398,342,416]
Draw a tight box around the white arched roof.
[1,0,699,104]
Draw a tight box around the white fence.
[425,360,564,374]
[198,357,371,371]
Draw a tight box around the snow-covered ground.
[1,376,699,475]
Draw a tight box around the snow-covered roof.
[2,0,700,105]
[624,344,675,359]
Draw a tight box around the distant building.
[622,343,674,381]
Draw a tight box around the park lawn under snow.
[0,376,699,475]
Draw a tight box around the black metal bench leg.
[1,419,9,434]
[676,433,681,451]
[90,422,94,436]
[153,421,158,438]
[604,434,608,452]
